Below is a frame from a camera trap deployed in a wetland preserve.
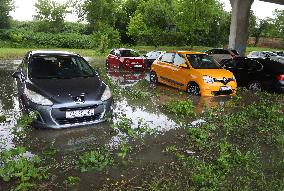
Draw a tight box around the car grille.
[212,90,233,96]
[56,113,102,125]
[59,105,99,112]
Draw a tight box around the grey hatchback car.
[13,50,112,128]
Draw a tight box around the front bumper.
[200,81,237,96]
[22,98,113,129]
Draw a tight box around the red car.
[106,48,146,70]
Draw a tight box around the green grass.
[1,45,282,60]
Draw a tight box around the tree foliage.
[34,0,69,32]
[0,0,14,29]
[273,9,284,39]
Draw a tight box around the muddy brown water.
[0,60,233,190]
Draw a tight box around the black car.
[222,57,284,92]
[12,50,113,128]
[143,51,162,68]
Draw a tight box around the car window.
[248,60,263,71]
[21,54,29,76]
[230,49,239,55]
[110,49,115,55]
[114,50,120,57]
[29,56,95,79]
[224,60,237,68]
[149,51,161,59]
[160,53,175,63]
[120,49,140,57]
[173,54,186,66]
[215,49,229,54]
[186,54,221,69]
[145,52,152,58]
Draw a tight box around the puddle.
[0,59,237,190]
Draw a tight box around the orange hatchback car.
[150,51,237,96]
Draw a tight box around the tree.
[34,0,69,32]
[0,0,14,29]
[83,0,117,31]
[127,0,175,46]
[173,0,229,46]
[273,9,284,39]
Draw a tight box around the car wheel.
[187,82,200,95]
[150,71,158,84]
[248,81,262,91]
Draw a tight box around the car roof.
[116,48,135,51]
[30,50,78,56]
[176,50,205,54]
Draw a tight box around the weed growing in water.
[76,146,114,172]
[64,176,81,188]
[0,115,6,123]
[163,100,196,117]
[0,147,48,191]
[13,113,37,139]
[112,117,156,138]
[117,139,132,162]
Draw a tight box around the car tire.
[248,81,262,91]
[150,71,158,84]
[187,82,200,95]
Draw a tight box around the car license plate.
[134,65,142,68]
[66,109,95,118]
[220,86,231,91]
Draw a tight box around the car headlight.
[231,75,236,81]
[24,88,53,106]
[101,86,112,101]
[203,75,214,83]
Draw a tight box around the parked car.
[274,51,284,57]
[150,51,237,96]
[271,56,284,64]
[143,51,163,68]
[205,48,239,63]
[247,51,277,59]
[221,57,284,92]
[105,48,146,70]
[12,50,113,128]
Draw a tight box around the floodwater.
[0,60,233,190]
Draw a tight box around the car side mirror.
[12,71,22,79]
[94,69,100,76]
[179,63,188,68]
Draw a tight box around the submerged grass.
[76,146,114,173]
[0,147,49,191]
[0,115,6,123]
[139,93,284,191]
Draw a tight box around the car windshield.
[186,54,221,69]
[120,50,140,57]
[265,52,277,56]
[29,55,95,79]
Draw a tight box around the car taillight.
[276,74,284,81]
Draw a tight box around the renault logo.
[223,77,228,84]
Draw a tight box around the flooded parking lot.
[0,60,283,190]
